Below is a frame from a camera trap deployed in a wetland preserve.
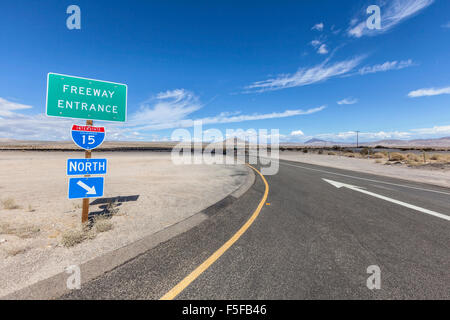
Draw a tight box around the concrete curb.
[3,165,255,300]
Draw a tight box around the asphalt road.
[63,159,450,299]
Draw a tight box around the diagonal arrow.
[77,180,97,195]
[322,178,450,222]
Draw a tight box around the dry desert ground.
[0,151,249,297]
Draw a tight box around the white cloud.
[408,86,450,98]
[0,110,146,142]
[312,22,324,31]
[128,90,325,131]
[199,106,326,125]
[134,106,326,132]
[0,93,326,141]
[442,21,450,28]
[315,130,412,141]
[244,56,364,93]
[286,125,450,143]
[290,130,304,136]
[348,0,434,38]
[337,97,358,105]
[131,89,201,124]
[310,40,321,48]
[358,59,414,75]
[224,129,286,144]
[317,44,328,54]
[348,23,366,38]
[0,98,33,118]
[245,55,415,93]
[411,125,450,135]
[330,25,341,34]
[310,40,328,55]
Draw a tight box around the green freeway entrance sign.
[46,73,127,122]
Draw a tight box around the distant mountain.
[368,136,450,148]
[298,136,450,148]
[304,138,327,145]
[2,136,449,149]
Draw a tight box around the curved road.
[63,159,450,299]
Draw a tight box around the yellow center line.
[159,164,269,300]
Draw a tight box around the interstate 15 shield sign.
[71,125,105,150]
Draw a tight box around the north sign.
[67,158,107,176]
[46,73,127,122]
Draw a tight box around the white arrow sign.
[322,179,450,222]
[77,180,97,195]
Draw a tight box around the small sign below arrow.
[322,178,450,221]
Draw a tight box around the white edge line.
[266,157,450,196]
[352,186,450,221]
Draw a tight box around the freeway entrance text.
[46,73,127,122]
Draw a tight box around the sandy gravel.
[0,151,248,297]
[278,151,450,188]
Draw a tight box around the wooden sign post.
[81,119,93,224]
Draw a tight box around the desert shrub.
[389,152,405,161]
[328,151,336,155]
[61,227,96,247]
[14,226,40,238]
[1,198,21,210]
[0,223,10,234]
[372,152,385,159]
[61,230,87,247]
[407,160,422,166]
[302,149,308,153]
[94,217,114,233]
[318,149,323,155]
[344,153,355,158]
[72,202,82,209]
[430,154,443,161]
[61,217,114,247]
[0,223,39,238]
[4,245,27,257]
[406,153,421,162]
[360,148,370,156]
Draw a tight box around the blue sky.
[0,0,449,142]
